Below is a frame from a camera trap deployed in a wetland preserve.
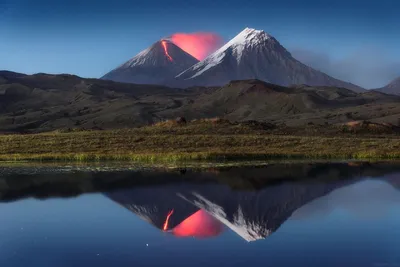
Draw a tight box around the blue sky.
[1,0,399,88]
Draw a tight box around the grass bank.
[1,120,400,162]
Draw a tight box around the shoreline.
[1,151,400,162]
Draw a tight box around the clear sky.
[1,0,399,88]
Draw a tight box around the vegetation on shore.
[1,119,400,162]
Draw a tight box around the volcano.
[102,40,199,85]
[377,77,400,95]
[176,28,364,92]
[105,177,354,241]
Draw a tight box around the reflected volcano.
[106,177,359,241]
[1,161,400,242]
[106,185,225,238]
[2,164,400,267]
[104,163,400,241]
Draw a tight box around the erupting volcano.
[102,27,363,91]
[102,39,198,85]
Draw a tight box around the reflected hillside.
[1,162,400,203]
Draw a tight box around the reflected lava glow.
[172,209,224,238]
[162,209,174,231]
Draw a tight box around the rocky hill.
[1,71,400,133]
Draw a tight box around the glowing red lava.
[172,209,224,238]
[161,40,173,62]
[170,32,223,60]
[162,209,174,231]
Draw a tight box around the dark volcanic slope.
[376,77,400,96]
[0,72,201,132]
[160,80,400,126]
[1,71,400,132]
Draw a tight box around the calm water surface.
[1,163,400,267]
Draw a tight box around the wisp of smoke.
[170,32,223,61]
[291,48,400,88]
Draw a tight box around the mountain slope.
[0,71,198,132]
[1,71,400,132]
[176,28,364,92]
[102,40,199,85]
[160,79,399,124]
[376,77,400,95]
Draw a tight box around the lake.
[1,162,400,267]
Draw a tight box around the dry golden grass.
[1,120,400,162]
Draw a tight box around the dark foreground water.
[1,162,400,267]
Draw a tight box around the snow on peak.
[213,27,272,55]
[234,27,272,44]
[119,46,154,68]
[118,40,175,68]
[177,28,274,79]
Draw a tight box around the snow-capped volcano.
[178,28,280,79]
[102,40,199,85]
[176,28,364,92]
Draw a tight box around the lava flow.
[162,209,174,231]
[161,40,173,62]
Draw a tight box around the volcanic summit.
[102,39,199,85]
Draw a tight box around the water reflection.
[1,162,400,267]
[103,163,400,242]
